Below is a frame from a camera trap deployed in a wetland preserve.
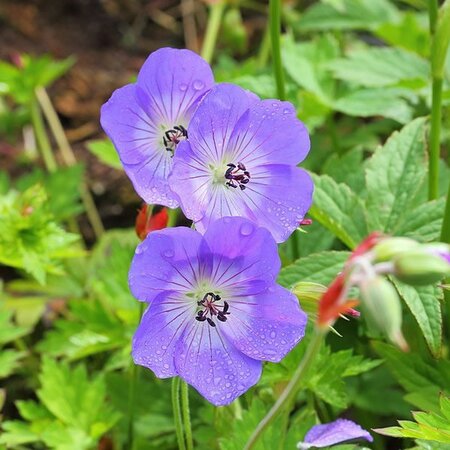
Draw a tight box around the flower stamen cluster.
[195,292,230,326]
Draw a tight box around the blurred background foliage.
[0,0,449,449]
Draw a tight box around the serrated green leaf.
[393,281,443,357]
[328,47,429,87]
[309,173,368,248]
[333,88,414,123]
[394,197,445,242]
[278,251,349,288]
[86,139,122,170]
[365,118,427,231]
[0,349,26,378]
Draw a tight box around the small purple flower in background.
[129,216,307,405]
[297,419,373,449]
[100,47,214,207]
[169,83,313,243]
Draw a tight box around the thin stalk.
[30,98,57,173]
[257,26,271,69]
[172,378,187,450]
[35,87,105,238]
[181,381,194,450]
[428,0,439,34]
[125,302,144,450]
[243,330,325,450]
[428,77,443,200]
[441,181,450,243]
[201,1,226,63]
[269,0,286,101]
[167,208,179,228]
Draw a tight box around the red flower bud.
[135,204,169,240]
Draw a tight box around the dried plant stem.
[244,330,325,450]
[35,87,105,239]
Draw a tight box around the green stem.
[441,181,450,243]
[428,0,439,34]
[35,87,105,239]
[201,1,226,63]
[167,208,179,228]
[243,330,325,450]
[257,25,271,69]
[428,77,443,200]
[269,0,286,101]
[181,381,194,450]
[172,378,187,450]
[125,302,144,450]
[30,98,57,173]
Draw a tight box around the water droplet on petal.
[283,108,291,115]
[193,80,204,90]
[162,249,174,258]
[240,223,254,236]
[270,331,276,339]
[179,83,188,92]
[135,243,145,254]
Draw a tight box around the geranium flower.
[169,83,313,243]
[129,216,307,405]
[100,48,214,207]
[297,419,373,449]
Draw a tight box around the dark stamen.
[225,161,251,190]
[163,125,188,156]
[195,292,230,327]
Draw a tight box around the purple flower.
[297,419,373,449]
[169,83,313,243]
[129,216,307,405]
[100,47,214,207]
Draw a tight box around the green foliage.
[0,358,120,449]
[86,139,122,170]
[375,394,450,443]
[0,185,80,283]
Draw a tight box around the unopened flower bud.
[292,282,326,317]
[372,237,419,263]
[360,276,408,351]
[393,251,450,286]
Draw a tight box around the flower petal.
[100,84,179,207]
[128,227,203,303]
[223,285,307,362]
[137,47,214,125]
[186,83,257,164]
[227,99,310,166]
[199,217,281,292]
[132,291,193,378]
[298,419,373,449]
[174,323,262,406]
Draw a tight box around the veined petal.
[228,99,310,166]
[137,47,214,125]
[223,285,307,362]
[100,84,179,207]
[128,227,203,303]
[186,83,257,164]
[132,291,194,378]
[174,322,262,406]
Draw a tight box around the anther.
[225,161,251,190]
[195,292,230,327]
[163,125,188,156]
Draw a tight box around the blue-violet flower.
[297,419,373,449]
[129,216,307,405]
[169,83,313,243]
[100,47,214,207]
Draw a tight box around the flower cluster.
[101,48,313,405]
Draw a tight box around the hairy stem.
[201,1,226,63]
[244,330,325,450]
[181,381,194,450]
[269,0,286,101]
[172,377,187,450]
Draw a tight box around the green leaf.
[394,197,445,242]
[432,0,450,77]
[299,0,400,31]
[375,394,450,443]
[86,139,122,170]
[309,173,368,248]
[328,47,429,88]
[0,308,31,345]
[365,118,427,232]
[282,34,339,103]
[393,281,443,357]
[0,350,26,378]
[278,250,349,288]
[333,88,414,123]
